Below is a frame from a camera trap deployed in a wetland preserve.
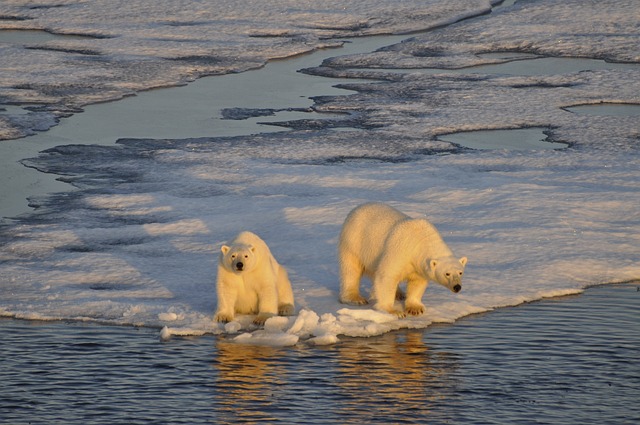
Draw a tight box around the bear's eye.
[231,254,236,259]
[244,255,249,259]
[459,271,463,276]
[445,272,451,278]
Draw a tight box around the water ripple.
[1,283,638,424]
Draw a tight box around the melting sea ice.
[0,0,638,346]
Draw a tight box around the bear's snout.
[235,261,244,271]
[453,284,461,293]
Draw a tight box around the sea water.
[1,283,637,424]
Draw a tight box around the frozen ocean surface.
[0,0,494,139]
[0,0,639,346]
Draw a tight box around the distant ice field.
[0,0,498,219]
[0,0,496,139]
[0,0,638,345]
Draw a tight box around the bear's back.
[339,203,408,268]
[233,231,267,250]
[342,202,406,239]
[391,218,453,258]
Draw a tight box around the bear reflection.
[211,330,459,423]
[332,330,460,421]
[212,341,287,423]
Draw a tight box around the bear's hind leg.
[339,251,368,305]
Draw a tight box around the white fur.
[338,202,467,317]
[214,231,295,325]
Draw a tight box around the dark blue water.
[1,283,638,424]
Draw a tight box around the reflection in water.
[332,331,459,422]
[208,284,639,424]
[0,284,637,424]
[213,343,286,423]
[212,331,459,424]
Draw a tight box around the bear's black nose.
[453,284,461,293]
[236,262,244,271]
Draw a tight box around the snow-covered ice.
[0,0,493,139]
[0,0,638,345]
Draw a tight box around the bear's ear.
[220,245,230,255]
[459,257,468,267]
[430,259,438,270]
[249,244,256,253]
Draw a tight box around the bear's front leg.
[276,266,295,316]
[214,273,237,323]
[372,274,405,318]
[374,303,406,318]
[255,279,279,325]
[404,278,428,316]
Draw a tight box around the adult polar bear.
[338,202,467,317]
[214,231,295,325]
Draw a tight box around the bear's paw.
[375,302,407,318]
[253,313,275,326]
[278,303,295,316]
[393,309,407,319]
[214,312,234,323]
[340,294,369,306]
[405,303,425,316]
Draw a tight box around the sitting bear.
[214,231,295,325]
[338,202,467,317]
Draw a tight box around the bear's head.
[429,256,468,293]
[220,243,257,274]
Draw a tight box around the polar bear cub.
[338,202,467,317]
[214,231,295,325]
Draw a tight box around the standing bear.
[214,231,295,325]
[338,202,467,317]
